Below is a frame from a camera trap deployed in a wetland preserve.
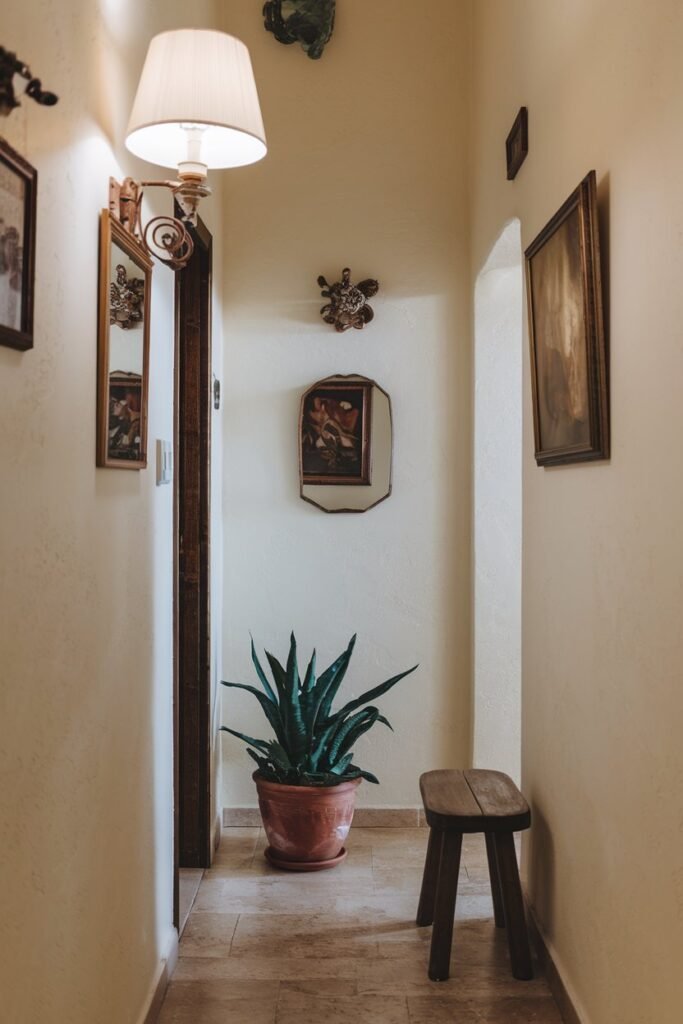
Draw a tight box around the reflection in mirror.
[299,374,392,513]
[96,211,152,469]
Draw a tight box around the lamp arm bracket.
[108,176,195,271]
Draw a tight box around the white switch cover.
[156,439,173,485]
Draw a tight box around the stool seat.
[417,768,533,983]
[420,768,530,833]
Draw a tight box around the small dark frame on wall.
[300,377,372,486]
[525,170,609,467]
[506,107,528,181]
[0,138,36,351]
[97,210,153,470]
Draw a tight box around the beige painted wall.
[218,0,473,808]
[0,2,224,1021]
[471,2,683,1021]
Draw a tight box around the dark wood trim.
[173,215,213,900]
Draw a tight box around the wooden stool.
[417,768,533,982]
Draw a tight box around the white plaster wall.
[473,221,522,784]
[219,0,473,808]
[471,2,683,1021]
[0,2,223,1021]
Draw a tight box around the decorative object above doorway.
[96,211,152,469]
[505,107,528,180]
[0,138,36,351]
[318,267,379,332]
[263,0,336,60]
[525,170,609,466]
[111,29,266,269]
[0,45,58,117]
[299,374,393,513]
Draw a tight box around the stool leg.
[428,830,462,982]
[494,832,533,980]
[417,828,443,926]
[485,832,506,928]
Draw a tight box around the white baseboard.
[222,806,426,828]
[136,927,179,1024]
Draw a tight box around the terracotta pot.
[253,771,361,871]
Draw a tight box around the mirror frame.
[96,210,153,470]
[299,373,393,514]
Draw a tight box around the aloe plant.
[221,634,417,786]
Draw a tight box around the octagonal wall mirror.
[299,374,392,513]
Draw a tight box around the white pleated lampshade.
[125,29,267,170]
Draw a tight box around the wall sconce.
[110,29,266,269]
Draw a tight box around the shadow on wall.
[525,800,556,939]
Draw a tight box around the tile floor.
[159,827,564,1023]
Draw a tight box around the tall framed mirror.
[96,211,152,469]
[299,373,393,513]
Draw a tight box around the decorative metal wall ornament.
[109,264,145,330]
[318,268,379,332]
[263,0,336,60]
[0,45,59,117]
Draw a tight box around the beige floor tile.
[158,997,276,1024]
[178,912,239,958]
[166,822,560,1023]
[163,979,280,1004]
[173,954,360,983]
[406,997,482,1023]
[276,992,410,1024]
[178,869,203,935]
[231,912,380,959]
[475,995,565,1022]
[357,960,547,999]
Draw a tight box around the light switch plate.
[156,439,173,485]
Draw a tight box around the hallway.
[159,827,562,1023]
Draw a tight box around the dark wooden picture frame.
[0,138,37,351]
[525,170,609,467]
[96,210,152,470]
[300,376,372,485]
[506,107,528,180]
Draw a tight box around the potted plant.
[221,633,417,871]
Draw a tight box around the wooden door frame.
[173,216,213,927]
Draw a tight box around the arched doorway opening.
[473,219,523,783]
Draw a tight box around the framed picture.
[96,210,152,469]
[525,170,609,466]
[0,138,37,351]
[300,376,372,485]
[506,107,528,180]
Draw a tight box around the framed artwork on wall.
[525,170,609,466]
[505,106,528,180]
[300,377,372,486]
[0,138,37,351]
[96,210,152,469]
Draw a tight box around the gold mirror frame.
[96,210,153,469]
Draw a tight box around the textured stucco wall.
[0,2,223,1021]
[471,2,683,1021]
[219,0,473,808]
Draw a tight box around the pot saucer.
[264,846,348,872]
